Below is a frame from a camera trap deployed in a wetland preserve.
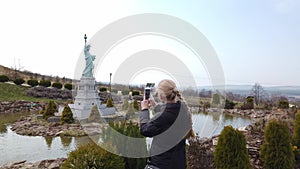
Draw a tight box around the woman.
[140,79,195,169]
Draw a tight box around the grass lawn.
[0,82,67,102]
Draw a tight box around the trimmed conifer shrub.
[64,83,73,90]
[102,121,147,169]
[106,97,113,107]
[214,126,251,169]
[61,105,74,124]
[99,87,107,92]
[278,100,289,109]
[13,78,25,85]
[125,103,135,119]
[0,75,9,82]
[39,80,51,87]
[131,90,140,96]
[61,143,125,169]
[293,110,300,162]
[133,99,140,111]
[260,119,295,169]
[52,82,62,89]
[122,99,129,110]
[88,105,101,122]
[27,79,39,87]
[43,100,57,119]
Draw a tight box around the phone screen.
[145,89,150,100]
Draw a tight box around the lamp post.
[109,73,112,94]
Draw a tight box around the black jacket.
[140,101,190,169]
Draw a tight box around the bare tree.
[252,83,264,105]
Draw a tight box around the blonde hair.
[157,79,195,139]
[157,79,182,102]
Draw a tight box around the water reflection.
[60,136,72,148]
[0,124,7,134]
[0,113,252,166]
[44,136,53,148]
[192,113,252,138]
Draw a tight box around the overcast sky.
[0,0,299,86]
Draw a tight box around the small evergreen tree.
[242,97,254,110]
[102,121,147,169]
[88,105,101,122]
[27,79,39,87]
[43,100,57,119]
[13,78,25,85]
[131,90,140,96]
[39,80,51,87]
[212,93,221,105]
[61,105,74,124]
[224,99,236,109]
[52,82,62,89]
[278,99,289,109]
[293,110,300,162]
[214,126,251,169]
[106,97,114,107]
[126,103,135,119]
[99,87,107,92]
[62,143,125,169]
[0,75,9,82]
[260,119,295,169]
[122,99,129,111]
[293,110,300,147]
[64,83,73,90]
[133,99,140,111]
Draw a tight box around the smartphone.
[145,88,151,100]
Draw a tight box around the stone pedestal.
[71,77,101,120]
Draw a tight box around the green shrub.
[122,90,129,95]
[102,121,147,169]
[293,110,300,162]
[293,110,300,147]
[224,99,236,109]
[0,75,9,82]
[214,126,251,169]
[212,93,221,105]
[52,82,62,89]
[241,97,254,110]
[133,99,140,111]
[39,80,51,87]
[122,99,129,110]
[126,103,135,119]
[106,98,114,107]
[64,83,73,90]
[260,119,295,169]
[131,90,140,96]
[61,143,125,169]
[27,79,39,87]
[43,100,58,119]
[61,105,74,124]
[278,99,289,109]
[13,78,25,85]
[99,87,107,92]
[88,105,101,122]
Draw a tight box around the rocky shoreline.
[10,115,104,137]
[0,158,66,169]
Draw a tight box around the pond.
[0,112,252,166]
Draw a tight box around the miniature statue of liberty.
[82,34,96,78]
